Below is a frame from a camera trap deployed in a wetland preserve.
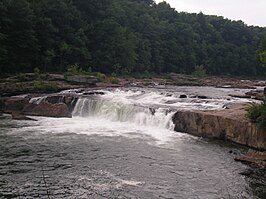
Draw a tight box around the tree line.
[0,0,266,76]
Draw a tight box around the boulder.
[179,94,187,98]
[42,95,78,112]
[3,97,29,113]
[12,112,37,121]
[197,95,208,99]
[22,101,71,118]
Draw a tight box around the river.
[0,87,265,198]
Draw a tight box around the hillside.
[0,0,266,76]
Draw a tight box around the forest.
[0,0,266,76]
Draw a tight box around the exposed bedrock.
[1,94,78,118]
[173,104,266,151]
[22,102,72,118]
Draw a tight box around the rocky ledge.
[0,95,78,118]
[173,103,266,169]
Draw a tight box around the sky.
[156,0,266,27]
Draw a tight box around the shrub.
[110,77,119,84]
[64,64,91,76]
[192,65,207,77]
[33,81,59,92]
[246,101,266,128]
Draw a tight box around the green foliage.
[246,101,266,128]
[258,35,266,67]
[64,64,90,76]
[0,0,266,76]
[34,67,41,79]
[192,65,207,77]
[109,77,119,84]
[32,80,59,92]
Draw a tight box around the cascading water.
[70,87,254,132]
[72,97,175,130]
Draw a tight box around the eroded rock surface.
[173,103,266,151]
[22,102,71,118]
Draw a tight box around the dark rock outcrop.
[39,95,78,112]
[179,94,187,98]
[12,112,37,121]
[1,94,77,118]
[173,104,266,151]
[22,101,71,118]
[235,150,266,169]
[3,97,29,114]
[0,98,5,112]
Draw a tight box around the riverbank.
[1,73,266,97]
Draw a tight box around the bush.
[33,81,59,92]
[246,101,266,128]
[192,65,207,77]
[109,77,119,84]
[64,64,90,76]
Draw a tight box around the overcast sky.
[156,0,266,27]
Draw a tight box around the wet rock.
[235,150,266,169]
[64,96,78,112]
[245,90,264,100]
[23,101,71,118]
[179,95,187,98]
[3,97,29,113]
[0,97,5,111]
[83,91,105,96]
[197,95,208,99]
[11,112,37,121]
[45,95,65,104]
[229,94,251,99]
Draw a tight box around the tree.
[3,0,38,73]
[258,35,266,67]
[0,1,8,73]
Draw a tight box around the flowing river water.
[0,87,265,198]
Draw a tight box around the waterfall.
[72,98,175,131]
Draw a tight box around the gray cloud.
[156,0,266,27]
